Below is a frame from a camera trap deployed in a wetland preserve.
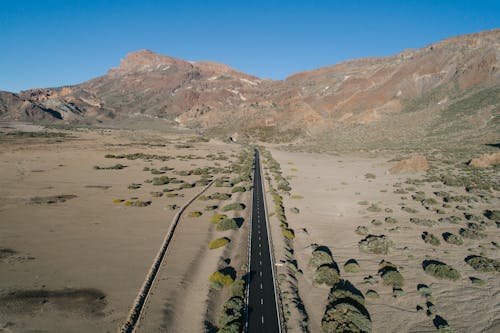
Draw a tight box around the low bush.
[365,289,379,299]
[355,226,369,236]
[222,203,246,211]
[208,237,230,249]
[423,260,460,281]
[442,232,463,245]
[484,209,500,221]
[385,217,398,224]
[422,232,441,246]
[211,214,228,224]
[189,211,202,218]
[217,218,240,231]
[313,264,340,286]
[282,228,295,240]
[152,176,170,185]
[465,255,500,272]
[459,228,486,240]
[365,173,376,179]
[94,164,127,170]
[231,186,246,193]
[344,259,360,273]
[310,246,334,268]
[124,200,150,207]
[358,235,394,254]
[209,267,236,289]
[381,270,404,288]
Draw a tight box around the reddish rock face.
[1,29,499,143]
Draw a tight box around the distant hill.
[1,29,499,147]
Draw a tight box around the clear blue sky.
[1,0,498,92]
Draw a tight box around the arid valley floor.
[0,122,498,333]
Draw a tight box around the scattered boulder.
[468,152,500,168]
[389,155,428,174]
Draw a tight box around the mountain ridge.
[1,29,499,146]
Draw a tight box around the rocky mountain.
[1,29,499,146]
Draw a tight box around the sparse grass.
[291,194,303,199]
[124,200,150,207]
[112,199,124,203]
[358,200,369,206]
[208,237,230,249]
[423,260,460,281]
[365,173,376,179]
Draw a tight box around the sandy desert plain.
[0,121,499,333]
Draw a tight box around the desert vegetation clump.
[344,259,360,273]
[442,232,463,245]
[321,280,371,333]
[358,235,394,254]
[459,227,486,240]
[208,237,231,249]
[217,218,240,231]
[124,200,150,207]
[355,226,369,236]
[152,176,170,185]
[378,260,404,288]
[410,217,436,227]
[188,211,203,218]
[365,289,379,299]
[93,164,127,170]
[310,246,334,268]
[313,264,341,287]
[422,232,441,246]
[209,267,236,290]
[222,202,246,211]
[465,255,500,272]
[210,214,228,224]
[423,260,461,281]
[29,194,77,204]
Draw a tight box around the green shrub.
[442,232,463,245]
[402,206,418,214]
[231,186,246,193]
[358,235,394,254]
[358,200,369,206]
[410,217,436,226]
[94,164,127,170]
[208,237,230,249]
[290,207,300,214]
[344,259,360,273]
[484,209,500,221]
[222,203,246,211]
[423,260,460,281]
[313,264,340,286]
[209,268,235,289]
[367,204,382,212]
[124,200,150,207]
[321,302,371,333]
[465,255,500,272]
[189,211,202,218]
[365,289,379,299]
[217,218,240,231]
[355,226,369,236]
[459,228,486,240]
[205,205,218,211]
[384,217,398,224]
[310,247,334,268]
[209,192,232,200]
[423,232,441,246]
[365,173,376,179]
[282,228,295,240]
[152,176,170,185]
[211,214,228,224]
[381,270,404,288]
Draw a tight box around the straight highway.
[246,150,281,333]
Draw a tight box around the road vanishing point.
[246,149,281,333]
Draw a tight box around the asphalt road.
[246,150,281,333]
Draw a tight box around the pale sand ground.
[0,123,248,332]
[267,148,499,333]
